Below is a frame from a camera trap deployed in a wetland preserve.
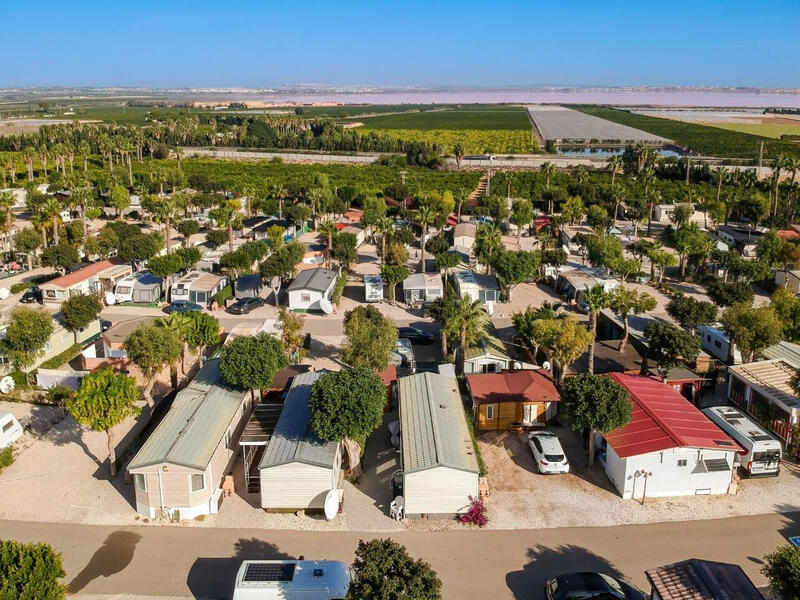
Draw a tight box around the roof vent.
[313,568,324,578]
[439,403,447,409]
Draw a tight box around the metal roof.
[286,268,337,293]
[761,340,800,367]
[402,272,443,291]
[645,558,762,600]
[464,320,510,362]
[467,370,559,405]
[128,359,247,471]
[398,372,479,474]
[259,370,339,469]
[603,374,738,459]
[729,359,800,411]
[42,257,127,289]
[117,270,162,289]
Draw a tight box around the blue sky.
[3,0,800,87]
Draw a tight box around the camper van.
[703,406,782,477]
[232,560,351,600]
[0,412,23,449]
[363,275,383,302]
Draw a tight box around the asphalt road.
[0,513,791,599]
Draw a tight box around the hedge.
[464,406,487,477]
[331,271,348,304]
[214,284,233,306]
[39,344,82,370]
[0,446,13,474]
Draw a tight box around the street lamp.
[636,469,654,505]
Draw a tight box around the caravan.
[233,560,351,600]
[0,412,23,448]
[703,406,782,477]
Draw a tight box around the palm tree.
[453,141,465,168]
[607,155,624,187]
[540,162,556,189]
[153,196,180,254]
[156,314,193,375]
[41,197,62,245]
[474,223,502,271]
[415,205,435,274]
[374,216,394,266]
[772,155,788,218]
[784,157,800,219]
[609,287,656,352]
[71,186,94,242]
[583,285,610,375]
[210,199,242,252]
[317,221,338,269]
[641,165,656,236]
[611,186,625,229]
[0,191,14,253]
[447,296,485,373]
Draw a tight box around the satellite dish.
[486,301,494,316]
[105,292,116,305]
[513,362,523,370]
[319,298,333,315]
[0,376,15,394]
[0,288,8,300]
[323,489,339,521]
[542,361,552,372]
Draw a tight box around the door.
[523,404,536,424]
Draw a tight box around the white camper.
[363,275,383,302]
[232,560,351,600]
[703,406,782,477]
[0,412,23,448]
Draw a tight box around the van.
[703,406,782,477]
[232,560,350,600]
[0,412,23,449]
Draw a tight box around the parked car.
[227,297,266,315]
[164,300,203,314]
[528,431,570,474]
[19,287,40,304]
[545,573,646,600]
[397,326,434,345]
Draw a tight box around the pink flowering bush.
[459,496,488,527]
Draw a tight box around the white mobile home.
[259,371,343,513]
[114,271,163,304]
[232,560,351,600]
[286,268,338,312]
[462,321,512,374]
[402,273,444,305]
[600,374,738,500]
[451,270,501,305]
[170,271,229,307]
[127,358,251,520]
[398,372,479,518]
[40,258,132,307]
[452,222,477,258]
[698,325,742,364]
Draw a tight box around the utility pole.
[685,157,691,185]
[486,169,492,197]
[758,141,764,170]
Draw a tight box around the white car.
[528,431,570,474]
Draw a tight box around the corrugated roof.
[128,359,246,471]
[645,558,762,600]
[729,359,800,410]
[464,320,510,362]
[42,257,126,289]
[762,341,800,367]
[259,370,339,469]
[398,373,479,474]
[604,374,738,459]
[454,223,476,238]
[103,317,158,344]
[286,268,337,293]
[403,273,443,291]
[467,370,559,405]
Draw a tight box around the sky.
[3,0,800,88]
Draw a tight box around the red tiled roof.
[777,229,800,240]
[646,558,762,600]
[377,364,397,387]
[604,374,739,459]
[467,370,559,405]
[343,209,363,223]
[43,258,126,289]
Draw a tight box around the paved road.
[0,513,791,599]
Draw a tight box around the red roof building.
[600,374,739,500]
[466,370,560,431]
[39,258,131,307]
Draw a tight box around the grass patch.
[331,271,348,305]
[39,344,82,370]
[464,406,488,477]
[570,105,800,160]
[0,446,14,474]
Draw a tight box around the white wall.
[404,466,478,516]
[287,289,325,311]
[260,462,338,510]
[464,356,510,374]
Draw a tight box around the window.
[191,474,205,492]
[301,293,311,303]
[134,474,147,492]
[486,405,495,420]
[225,428,232,449]
[677,459,687,467]
[2,421,12,433]
[714,340,722,349]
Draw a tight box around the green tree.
[278,307,306,362]
[219,332,288,400]
[771,286,800,342]
[586,204,610,230]
[332,232,358,269]
[13,227,42,271]
[41,242,79,272]
[260,242,305,304]
[66,368,140,477]
[535,316,593,385]
[147,253,185,301]
[60,294,102,332]
[561,374,632,467]
[644,322,701,379]
[185,311,220,358]
[123,324,182,406]
[156,312,194,374]
[609,287,657,352]
[205,228,228,248]
[721,303,782,363]
[309,366,386,477]
[491,250,539,301]
[176,219,200,239]
[0,540,67,600]
[670,203,693,228]
[707,278,754,307]
[648,248,677,283]
[118,232,163,262]
[561,196,585,225]
[347,538,442,600]
[447,296,486,373]
[316,221,338,269]
[666,296,718,329]
[510,198,533,242]
[415,205,435,273]
[762,544,800,600]
[583,285,610,375]
[219,250,252,278]
[474,223,502,269]
[673,224,712,280]
[341,305,398,372]
[3,307,53,371]
[209,198,243,252]
[362,197,387,228]
[381,264,409,302]
[435,251,461,281]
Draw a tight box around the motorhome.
[363,275,383,302]
[0,412,23,448]
[232,560,351,600]
[703,406,782,477]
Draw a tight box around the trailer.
[363,275,383,302]
[114,271,163,304]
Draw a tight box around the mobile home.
[170,271,229,307]
[234,274,263,299]
[0,412,23,448]
[698,325,742,364]
[114,271,163,304]
[451,270,501,305]
[402,273,444,305]
[40,258,132,307]
[703,406,781,476]
[286,268,338,312]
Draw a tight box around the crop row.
[357,128,536,154]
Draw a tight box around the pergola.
[239,403,283,492]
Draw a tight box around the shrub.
[331,270,347,304]
[762,544,800,600]
[460,496,488,527]
[214,284,233,306]
[39,344,83,370]
[0,539,66,599]
[0,446,13,474]
[707,278,754,306]
[10,281,33,294]
[464,406,487,477]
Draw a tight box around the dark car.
[397,326,434,345]
[545,573,646,600]
[19,287,41,304]
[164,300,203,314]
[227,297,266,315]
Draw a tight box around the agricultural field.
[699,122,800,139]
[353,105,536,154]
[571,105,800,160]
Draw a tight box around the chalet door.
[523,404,535,424]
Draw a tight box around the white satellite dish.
[513,362,523,370]
[319,298,333,315]
[542,361,552,372]
[0,376,15,394]
[323,489,339,521]
[105,292,116,305]
[0,288,9,300]
[486,301,494,316]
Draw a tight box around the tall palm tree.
[474,223,502,271]
[156,313,193,375]
[453,141,465,168]
[0,192,14,254]
[152,196,179,254]
[71,186,94,242]
[41,197,62,245]
[374,216,394,266]
[447,296,485,374]
[317,221,338,269]
[611,186,625,229]
[583,285,610,375]
[415,205,435,274]
[607,155,624,188]
[641,165,656,236]
[540,162,556,189]
[209,199,242,252]
[772,155,788,218]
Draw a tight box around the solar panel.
[243,562,296,582]
[749,433,774,442]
